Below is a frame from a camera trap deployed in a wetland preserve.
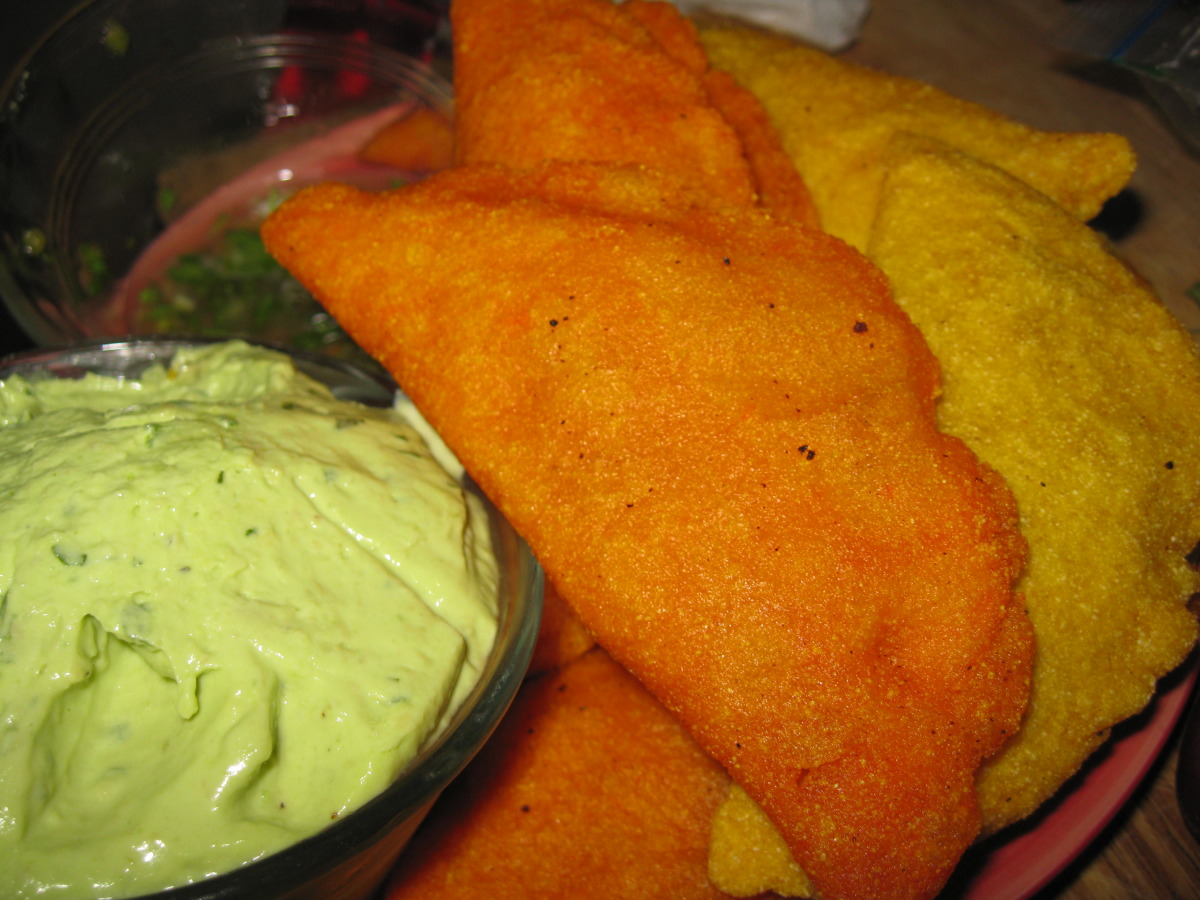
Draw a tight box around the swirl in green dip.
[0,341,499,898]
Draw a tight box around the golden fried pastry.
[707,131,1200,884]
[528,579,597,677]
[452,0,817,225]
[385,648,731,899]
[452,0,757,208]
[709,783,814,898]
[263,157,1033,900]
[359,106,455,173]
[265,4,1037,897]
[868,135,1200,831]
[701,66,820,227]
[697,24,1135,251]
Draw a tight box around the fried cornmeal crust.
[268,3,1032,896]
[386,648,732,900]
[453,0,818,226]
[696,21,1190,888]
[869,136,1200,832]
[706,130,1200,888]
[709,783,814,898]
[263,157,1033,900]
[696,24,1135,251]
[453,0,757,205]
[527,578,596,677]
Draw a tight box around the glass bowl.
[0,337,543,900]
[0,0,453,361]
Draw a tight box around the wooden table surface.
[844,2,1200,898]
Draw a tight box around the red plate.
[944,659,1197,899]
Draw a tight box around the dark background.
[0,0,77,68]
[1,0,79,356]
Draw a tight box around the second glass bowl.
[0,0,453,360]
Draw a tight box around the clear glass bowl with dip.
[0,0,453,361]
[0,337,543,900]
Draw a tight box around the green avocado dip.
[0,341,500,898]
